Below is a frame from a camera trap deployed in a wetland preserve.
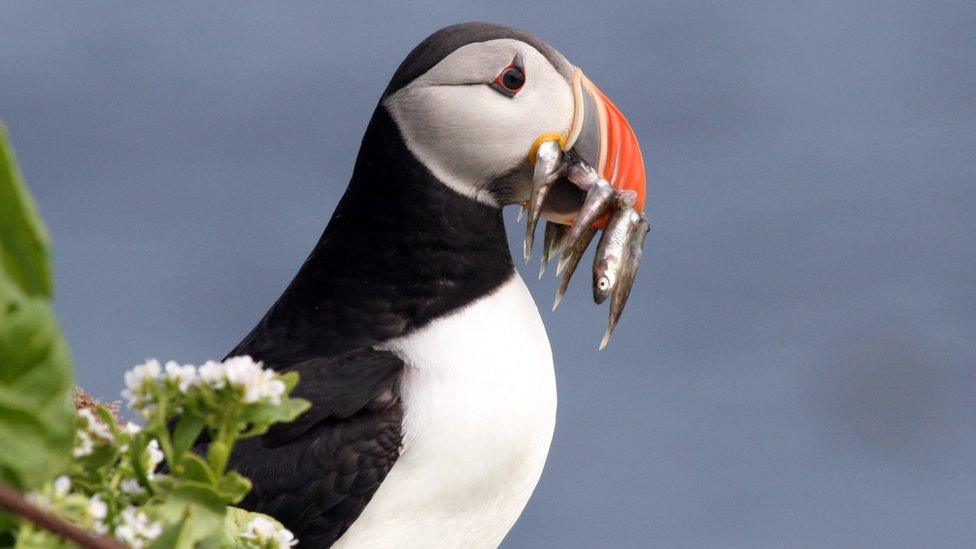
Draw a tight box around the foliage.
[0,123,310,547]
[0,123,53,298]
[15,356,308,548]
[0,122,75,492]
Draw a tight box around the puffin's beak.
[562,69,646,225]
[527,68,647,228]
[522,68,649,349]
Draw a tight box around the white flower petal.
[53,476,71,496]
[120,478,145,495]
[87,494,107,520]
[146,439,164,476]
[242,516,298,547]
[115,507,162,548]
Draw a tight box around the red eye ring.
[490,56,526,98]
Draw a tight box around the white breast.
[333,273,557,549]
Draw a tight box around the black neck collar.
[232,106,514,363]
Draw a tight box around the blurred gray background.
[2,1,974,547]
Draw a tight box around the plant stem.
[207,424,235,476]
[153,399,177,469]
[0,482,125,549]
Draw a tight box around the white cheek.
[384,52,574,205]
[399,86,517,184]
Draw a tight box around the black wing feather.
[227,349,403,547]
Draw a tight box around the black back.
[231,106,513,362]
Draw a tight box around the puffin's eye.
[490,56,525,98]
[500,67,525,91]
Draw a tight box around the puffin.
[225,22,646,547]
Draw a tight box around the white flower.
[164,361,197,393]
[73,408,114,457]
[273,528,298,548]
[146,439,164,478]
[120,478,145,496]
[198,360,227,389]
[120,421,142,452]
[53,476,71,496]
[25,480,59,511]
[223,356,259,385]
[23,491,44,506]
[72,431,95,457]
[122,359,162,412]
[114,507,162,549]
[239,369,285,405]
[124,359,161,390]
[87,494,107,520]
[223,355,286,405]
[78,408,114,442]
[241,516,298,548]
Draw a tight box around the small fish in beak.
[523,140,565,263]
[553,227,596,311]
[519,69,649,348]
[539,221,566,279]
[592,194,640,305]
[557,163,614,260]
[602,214,649,350]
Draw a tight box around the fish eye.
[597,277,610,290]
[490,55,525,98]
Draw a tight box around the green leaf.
[175,452,217,485]
[278,371,300,392]
[94,405,120,433]
[13,525,75,549]
[239,397,310,439]
[206,439,231,477]
[0,286,74,489]
[76,438,118,472]
[0,124,74,491]
[215,471,251,505]
[171,413,205,460]
[0,513,17,547]
[0,123,53,298]
[149,505,221,549]
[150,482,227,549]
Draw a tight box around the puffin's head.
[382,22,645,219]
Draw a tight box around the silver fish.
[592,205,642,305]
[558,177,613,260]
[539,221,566,279]
[600,214,649,350]
[566,159,600,191]
[553,227,596,310]
[523,140,564,263]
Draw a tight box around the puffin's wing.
[228,348,404,546]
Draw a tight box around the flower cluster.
[24,477,133,545]
[201,356,287,404]
[12,355,307,548]
[240,516,298,549]
[121,359,162,414]
[114,507,163,548]
[72,408,114,458]
[111,421,161,498]
[122,355,286,416]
